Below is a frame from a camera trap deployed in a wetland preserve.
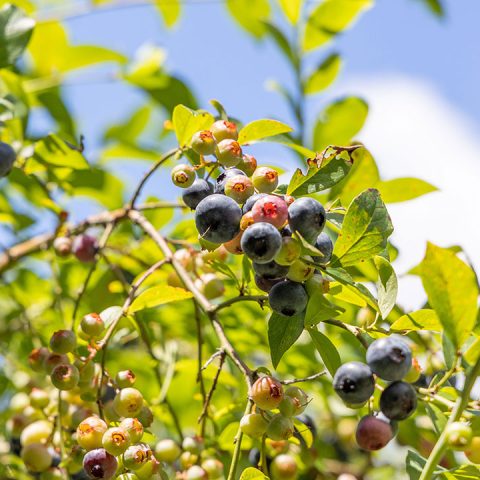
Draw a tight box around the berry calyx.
[51,363,80,390]
[224,174,254,203]
[215,139,243,167]
[252,167,279,193]
[171,164,196,188]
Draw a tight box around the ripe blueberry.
[195,194,242,244]
[333,362,375,406]
[313,232,333,264]
[380,381,417,420]
[0,141,16,177]
[214,168,246,194]
[251,195,288,229]
[182,179,214,210]
[242,193,267,214]
[73,235,98,263]
[268,281,308,317]
[254,275,284,293]
[366,337,412,381]
[253,260,289,279]
[288,197,326,243]
[241,222,282,264]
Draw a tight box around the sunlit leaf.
[226,0,270,38]
[173,104,214,148]
[129,285,193,313]
[376,177,438,203]
[304,53,342,94]
[238,119,292,145]
[390,309,442,332]
[309,327,341,376]
[268,311,304,368]
[374,256,397,319]
[155,0,181,27]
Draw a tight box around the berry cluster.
[172,120,334,316]
[53,234,99,263]
[333,337,417,451]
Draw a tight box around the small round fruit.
[81,313,105,338]
[29,347,49,372]
[333,362,375,405]
[237,154,257,176]
[288,197,326,243]
[154,439,181,463]
[0,141,16,177]
[179,451,198,470]
[287,258,315,282]
[120,418,143,444]
[171,164,195,188]
[186,465,208,480]
[215,139,243,167]
[51,364,80,390]
[30,388,50,409]
[270,454,297,480]
[77,417,108,451]
[250,376,284,410]
[242,193,267,214]
[43,353,69,373]
[20,420,54,446]
[224,174,254,203]
[115,370,136,388]
[356,415,395,451]
[83,448,118,479]
[445,422,472,450]
[73,235,98,263]
[182,179,214,210]
[123,443,153,470]
[240,211,255,231]
[255,275,284,293]
[21,443,52,473]
[135,456,162,479]
[251,195,288,229]
[211,120,238,142]
[223,231,243,255]
[201,458,224,479]
[195,273,225,299]
[465,436,480,463]
[274,237,301,266]
[102,427,131,456]
[195,194,242,244]
[53,236,72,257]
[252,167,279,193]
[240,413,268,438]
[269,281,308,317]
[284,386,309,415]
[182,436,204,455]
[136,406,153,428]
[266,414,294,441]
[313,232,333,264]
[50,330,76,354]
[214,168,246,194]
[278,396,297,417]
[241,222,282,264]
[113,388,144,418]
[253,260,289,280]
[191,130,216,156]
[404,358,422,384]
[380,381,417,420]
[366,337,412,381]
[116,474,139,480]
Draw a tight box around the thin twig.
[194,301,207,411]
[280,371,326,385]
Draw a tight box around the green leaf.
[308,327,341,376]
[263,22,295,66]
[0,4,34,68]
[304,53,342,94]
[209,99,228,120]
[226,0,271,38]
[406,450,429,480]
[313,96,368,151]
[287,148,355,196]
[128,285,193,313]
[390,309,442,332]
[419,243,479,348]
[374,256,397,319]
[331,189,393,267]
[375,177,437,203]
[238,119,293,144]
[440,465,480,480]
[425,403,447,436]
[304,291,344,326]
[155,0,181,27]
[302,0,373,51]
[239,468,268,480]
[417,0,444,18]
[268,311,304,368]
[293,417,314,447]
[278,0,303,24]
[172,104,215,148]
[465,337,480,366]
[32,134,89,171]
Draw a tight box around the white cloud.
[333,74,480,310]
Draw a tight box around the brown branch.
[280,371,326,385]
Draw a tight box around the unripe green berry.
[284,386,309,416]
[51,364,79,390]
[270,454,298,480]
[135,457,163,480]
[155,439,181,463]
[445,422,472,450]
[201,458,224,479]
[252,167,279,193]
[102,426,131,456]
[191,130,216,156]
[224,174,254,203]
[39,467,67,480]
[250,376,284,410]
[81,312,105,338]
[237,154,257,176]
[240,413,268,438]
[172,164,195,188]
[115,370,136,388]
[182,436,204,454]
[21,443,52,472]
[404,358,422,384]
[287,258,315,282]
[50,330,76,354]
[179,451,198,469]
[30,388,50,409]
[275,237,301,266]
[116,474,140,480]
[465,436,480,463]
[215,139,243,167]
[10,392,29,412]
[266,414,294,441]
[137,405,153,427]
[76,416,108,451]
[113,388,144,418]
[120,417,144,443]
[305,274,329,296]
[43,353,69,374]
[278,396,297,417]
[211,120,238,142]
[195,273,225,299]
[122,443,153,470]
[20,420,54,446]
[186,465,208,480]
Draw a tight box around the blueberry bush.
[1,1,478,480]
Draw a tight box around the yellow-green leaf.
[304,53,343,94]
[390,309,442,332]
[172,104,214,148]
[239,468,268,480]
[226,0,271,38]
[374,256,397,319]
[238,119,292,144]
[278,0,303,24]
[32,134,89,170]
[375,177,438,203]
[129,285,193,313]
[155,0,181,27]
[419,243,479,348]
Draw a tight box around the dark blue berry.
[288,197,326,243]
[182,179,213,209]
[241,222,282,264]
[254,275,284,293]
[313,232,333,264]
[380,381,417,420]
[214,168,246,194]
[366,337,412,381]
[0,141,15,178]
[253,260,289,279]
[333,361,375,405]
[268,280,308,317]
[242,193,267,214]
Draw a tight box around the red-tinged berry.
[76,417,108,451]
[266,414,294,441]
[223,231,243,255]
[123,443,153,470]
[252,167,279,193]
[191,130,216,156]
[237,154,257,176]
[43,353,69,374]
[51,364,79,390]
[73,234,98,263]
[83,448,118,479]
[255,274,284,293]
[53,236,72,257]
[120,418,143,443]
[115,370,136,388]
[240,413,268,438]
[215,139,243,167]
[270,454,298,480]
[211,120,238,142]
[250,376,284,410]
[172,164,196,188]
[102,426,131,456]
[50,330,76,354]
[29,347,49,372]
[154,439,181,463]
[81,313,105,338]
[21,443,52,473]
[113,388,144,418]
[252,195,288,229]
[224,174,254,203]
[356,415,395,451]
